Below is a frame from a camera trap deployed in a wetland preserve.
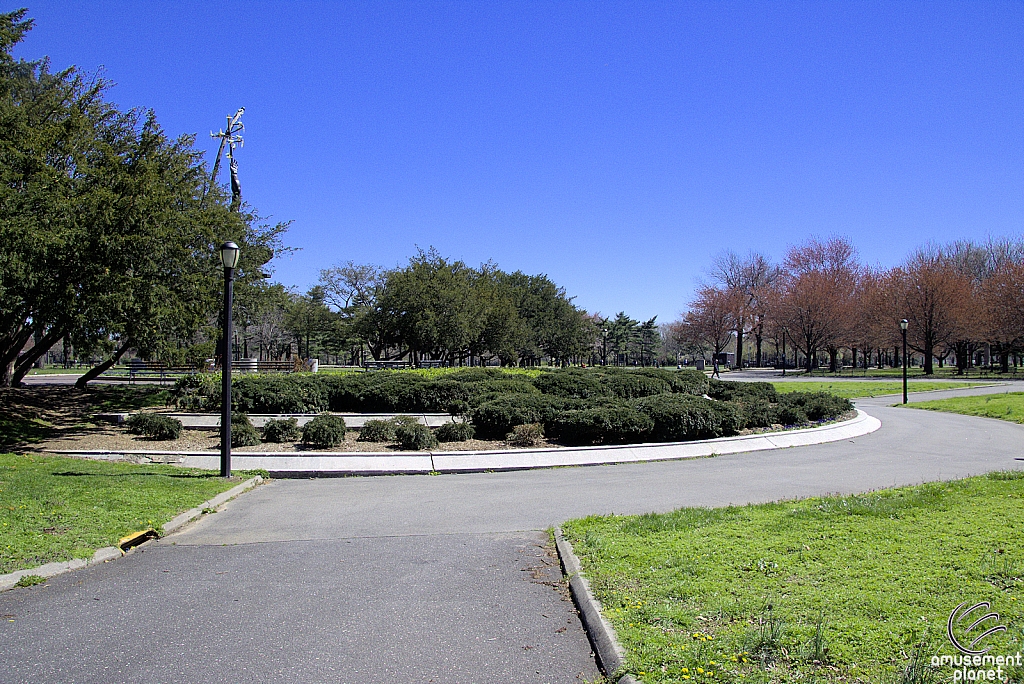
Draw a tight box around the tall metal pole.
[781,330,786,377]
[221,265,234,477]
[901,320,909,405]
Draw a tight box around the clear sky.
[11,1,1024,322]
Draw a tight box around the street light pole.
[602,328,608,367]
[220,242,241,478]
[781,329,787,377]
[900,319,909,405]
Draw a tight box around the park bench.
[127,361,202,384]
[364,360,411,371]
[416,359,445,369]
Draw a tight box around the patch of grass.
[88,386,171,412]
[908,392,1024,424]
[772,380,983,399]
[563,474,1024,683]
[0,453,242,574]
[13,574,45,587]
[0,415,55,448]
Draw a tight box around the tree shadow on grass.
[51,471,223,479]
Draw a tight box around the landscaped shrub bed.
[171,368,852,447]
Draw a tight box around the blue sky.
[12,1,1024,322]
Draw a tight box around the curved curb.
[0,476,262,593]
[51,410,881,477]
[554,527,639,684]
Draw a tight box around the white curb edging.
[0,476,263,592]
[554,527,639,684]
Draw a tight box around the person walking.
[712,358,721,378]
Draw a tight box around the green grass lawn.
[771,380,983,399]
[563,473,1024,683]
[0,453,249,574]
[909,392,1024,425]
[794,366,1020,380]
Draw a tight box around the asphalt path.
[2,383,1023,682]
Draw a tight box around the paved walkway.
[2,385,1023,682]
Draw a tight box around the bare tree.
[709,251,780,367]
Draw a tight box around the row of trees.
[672,236,1024,374]
[0,10,285,387]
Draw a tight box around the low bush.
[464,379,540,406]
[776,404,808,426]
[707,379,779,403]
[603,373,671,399]
[233,374,329,414]
[661,368,710,396]
[172,373,218,411]
[395,422,438,450]
[532,370,611,399]
[262,417,301,443]
[436,421,475,442]
[546,406,654,446]
[125,413,182,441]
[736,399,779,429]
[471,394,578,438]
[357,419,397,442]
[506,422,544,447]
[413,380,474,412]
[301,413,347,448]
[707,400,741,436]
[631,394,723,441]
[780,392,853,422]
[231,413,262,448]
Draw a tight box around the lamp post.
[602,328,608,366]
[900,319,909,405]
[220,241,240,478]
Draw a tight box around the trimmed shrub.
[546,407,653,446]
[358,419,397,442]
[357,373,430,412]
[471,394,578,439]
[232,374,329,414]
[776,404,808,426]
[464,379,540,406]
[506,422,544,447]
[231,413,262,448]
[631,394,722,441]
[603,373,671,399]
[707,379,778,403]
[707,401,741,436]
[302,413,347,448]
[395,422,438,450]
[662,369,710,396]
[444,367,514,383]
[532,370,611,399]
[172,373,218,411]
[436,421,475,442]
[262,417,301,443]
[413,380,474,412]
[125,413,182,441]
[780,392,852,422]
[736,399,779,429]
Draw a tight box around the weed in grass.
[801,611,829,664]
[981,549,1021,590]
[745,599,786,662]
[14,575,45,588]
[892,632,938,684]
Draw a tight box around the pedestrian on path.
[712,358,721,378]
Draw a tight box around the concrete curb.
[554,527,639,684]
[0,476,263,593]
[52,410,881,477]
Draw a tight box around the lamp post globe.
[220,241,240,477]
[900,319,909,405]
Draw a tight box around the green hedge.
[169,370,851,447]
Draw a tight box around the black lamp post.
[900,318,909,405]
[220,241,240,477]
[602,328,608,367]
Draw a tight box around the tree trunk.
[12,328,65,385]
[75,339,133,389]
[0,327,36,387]
[735,327,744,369]
[923,338,934,375]
[755,329,763,367]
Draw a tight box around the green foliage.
[232,374,329,414]
[14,574,45,588]
[779,392,853,422]
[735,399,779,429]
[506,422,544,447]
[471,394,578,439]
[301,413,347,448]
[546,406,654,445]
[124,413,182,441]
[357,418,397,442]
[230,413,261,448]
[0,452,240,574]
[708,379,779,403]
[532,369,611,399]
[261,417,301,443]
[603,373,671,399]
[644,368,709,396]
[172,373,219,411]
[631,394,724,441]
[435,421,475,442]
[394,422,438,450]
